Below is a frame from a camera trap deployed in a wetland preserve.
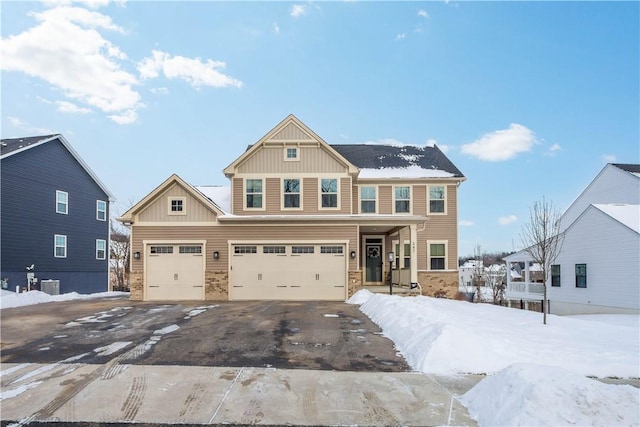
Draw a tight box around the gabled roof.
[1,134,115,201]
[223,114,359,176]
[611,163,640,177]
[331,144,465,179]
[118,174,225,222]
[592,204,639,234]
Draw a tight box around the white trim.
[96,200,107,221]
[361,235,386,285]
[56,190,68,215]
[427,240,448,270]
[319,178,340,210]
[244,178,265,211]
[427,184,447,215]
[393,185,412,215]
[167,196,187,216]
[284,146,299,161]
[96,239,106,260]
[54,234,67,258]
[281,177,303,210]
[359,185,378,214]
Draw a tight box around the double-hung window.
[428,242,446,270]
[96,200,107,221]
[56,190,68,214]
[245,179,263,209]
[360,186,376,213]
[394,186,410,213]
[429,186,446,214]
[575,264,587,288]
[96,239,106,260]
[394,242,411,268]
[551,264,561,287]
[283,179,300,208]
[54,235,67,258]
[321,178,338,208]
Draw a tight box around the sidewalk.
[1,363,479,426]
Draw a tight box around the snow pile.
[348,291,639,378]
[358,165,455,179]
[0,290,128,310]
[459,363,639,426]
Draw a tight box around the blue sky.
[2,1,638,257]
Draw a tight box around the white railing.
[506,281,545,298]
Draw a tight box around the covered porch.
[504,250,545,301]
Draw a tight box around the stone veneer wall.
[418,271,459,298]
[205,271,228,300]
[129,271,143,301]
[348,270,363,298]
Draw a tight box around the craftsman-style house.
[119,115,465,301]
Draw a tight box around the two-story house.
[118,115,465,301]
[1,135,114,294]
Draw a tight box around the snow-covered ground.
[348,290,639,426]
[2,289,638,426]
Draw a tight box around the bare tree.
[520,197,564,324]
[485,264,506,304]
[472,244,485,302]
[110,219,130,291]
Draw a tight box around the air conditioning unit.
[41,280,60,295]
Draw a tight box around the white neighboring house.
[459,260,484,292]
[506,163,640,315]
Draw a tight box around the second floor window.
[283,179,300,208]
[56,190,68,214]
[96,200,107,221]
[395,186,410,213]
[429,186,445,214]
[321,178,338,208]
[245,179,263,209]
[360,186,376,213]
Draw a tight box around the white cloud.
[273,21,280,34]
[438,144,452,153]
[137,50,243,89]
[498,215,518,225]
[108,109,137,125]
[395,33,406,40]
[601,154,617,163]
[56,100,92,114]
[417,9,428,18]
[7,116,55,134]
[459,220,475,227]
[1,5,141,124]
[461,124,539,161]
[544,143,562,157]
[290,4,307,17]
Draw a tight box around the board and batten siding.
[137,183,217,222]
[237,146,348,175]
[548,206,640,310]
[131,224,360,273]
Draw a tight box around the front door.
[365,243,383,283]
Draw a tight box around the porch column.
[410,224,418,285]
[506,260,512,292]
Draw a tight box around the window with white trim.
[283,179,301,208]
[394,242,411,268]
[56,190,68,214]
[54,234,67,258]
[321,178,338,208]
[284,147,299,161]
[245,179,263,209]
[96,239,106,260]
[429,185,446,214]
[168,197,186,215]
[394,186,410,213]
[360,186,376,213]
[428,242,447,270]
[96,200,107,221]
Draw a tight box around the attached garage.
[145,243,205,301]
[229,243,347,301]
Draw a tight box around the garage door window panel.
[292,246,314,254]
[263,246,286,254]
[150,246,174,254]
[179,246,202,254]
[234,246,257,254]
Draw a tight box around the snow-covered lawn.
[2,289,638,426]
[348,290,639,426]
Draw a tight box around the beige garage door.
[146,244,204,300]
[230,244,346,301]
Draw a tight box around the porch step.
[363,285,422,296]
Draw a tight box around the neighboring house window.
[428,242,446,270]
[575,264,587,288]
[283,179,301,208]
[394,186,411,213]
[429,186,446,214]
[394,242,411,268]
[360,186,376,213]
[168,197,186,215]
[245,179,263,209]
[551,264,561,287]
[96,200,107,221]
[284,147,299,161]
[54,235,67,258]
[56,190,68,214]
[321,178,338,208]
[96,239,106,260]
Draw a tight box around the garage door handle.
[334,285,345,288]
[193,286,203,288]
[149,285,159,288]
[291,285,301,288]
[276,285,287,288]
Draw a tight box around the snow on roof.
[593,204,640,234]
[195,185,231,214]
[358,165,456,179]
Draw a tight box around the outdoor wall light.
[213,251,220,260]
[133,251,140,260]
[350,250,356,259]
[387,251,395,263]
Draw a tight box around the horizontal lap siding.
[379,186,392,215]
[238,146,346,174]
[131,225,359,273]
[232,178,243,214]
[419,184,458,269]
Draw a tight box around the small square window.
[168,197,186,215]
[56,190,68,215]
[96,200,107,221]
[96,239,106,260]
[54,234,67,258]
[285,147,299,161]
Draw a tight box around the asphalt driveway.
[1,297,410,372]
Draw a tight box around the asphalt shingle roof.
[612,163,640,174]
[1,135,60,157]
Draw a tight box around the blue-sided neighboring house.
[1,134,115,294]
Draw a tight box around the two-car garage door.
[229,243,347,300]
